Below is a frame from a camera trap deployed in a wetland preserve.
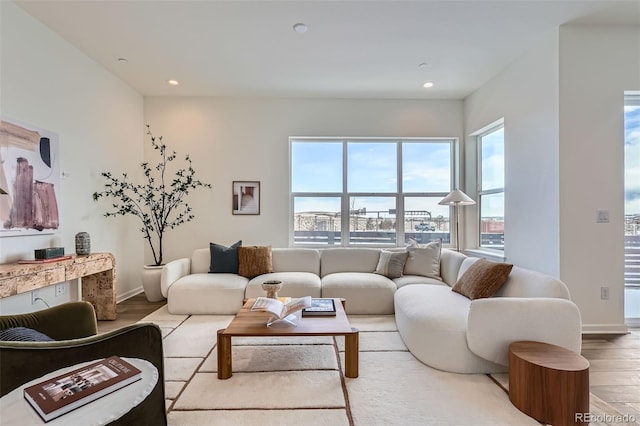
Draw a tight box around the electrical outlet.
[31,290,41,305]
[55,283,66,297]
[600,286,609,300]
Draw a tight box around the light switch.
[596,210,609,223]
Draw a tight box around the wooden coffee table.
[217,298,359,379]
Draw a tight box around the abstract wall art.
[0,118,60,237]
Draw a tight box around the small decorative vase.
[261,280,283,299]
[75,232,90,255]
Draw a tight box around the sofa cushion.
[393,275,447,288]
[245,272,322,299]
[374,250,409,279]
[272,248,321,275]
[321,272,396,314]
[209,240,241,273]
[320,248,381,276]
[167,273,248,315]
[394,284,504,374]
[404,240,442,280]
[452,259,513,300]
[0,327,54,342]
[238,246,273,278]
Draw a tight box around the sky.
[625,104,640,216]
[291,140,453,220]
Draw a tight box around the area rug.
[139,308,540,425]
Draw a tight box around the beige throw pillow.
[238,246,273,278]
[403,239,442,280]
[374,250,409,279]
[452,259,513,300]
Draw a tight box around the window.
[290,138,454,247]
[624,93,640,322]
[477,125,504,250]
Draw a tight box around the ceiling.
[15,0,640,99]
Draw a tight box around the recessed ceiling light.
[293,23,308,33]
[118,58,128,63]
[167,80,179,86]
[423,81,434,88]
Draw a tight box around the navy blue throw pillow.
[0,327,54,342]
[209,240,242,273]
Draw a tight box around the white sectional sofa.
[161,245,582,373]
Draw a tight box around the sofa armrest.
[0,301,97,340]
[466,297,582,366]
[0,323,166,425]
[161,258,191,298]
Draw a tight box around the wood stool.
[509,341,590,426]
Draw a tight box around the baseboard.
[581,323,629,335]
[116,286,144,304]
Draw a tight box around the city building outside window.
[290,138,454,247]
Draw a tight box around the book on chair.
[23,355,142,422]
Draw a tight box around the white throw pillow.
[403,239,442,280]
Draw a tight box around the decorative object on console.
[34,247,65,259]
[261,280,283,299]
[238,245,273,278]
[232,181,260,215]
[75,232,90,255]
[452,258,513,299]
[438,189,475,252]
[92,125,212,267]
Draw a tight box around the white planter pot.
[142,265,165,302]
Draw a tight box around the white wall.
[144,97,463,264]
[464,30,561,277]
[559,25,640,333]
[465,25,639,332]
[0,2,144,313]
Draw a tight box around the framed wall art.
[232,181,260,215]
[0,118,61,237]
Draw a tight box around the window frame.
[289,137,456,247]
[476,123,505,251]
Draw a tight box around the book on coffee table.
[302,298,337,316]
[251,296,312,320]
[23,356,142,422]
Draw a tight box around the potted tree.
[93,125,211,301]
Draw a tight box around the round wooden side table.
[509,341,590,426]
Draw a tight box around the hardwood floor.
[99,295,640,420]
[97,293,166,333]
[582,330,640,420]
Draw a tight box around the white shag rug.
[140,307,542,426]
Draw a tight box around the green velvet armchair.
[0,302,167,426]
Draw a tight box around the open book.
[251,296,312,320]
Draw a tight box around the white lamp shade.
[438,189,475,206]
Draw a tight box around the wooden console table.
[0,253,117,320]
